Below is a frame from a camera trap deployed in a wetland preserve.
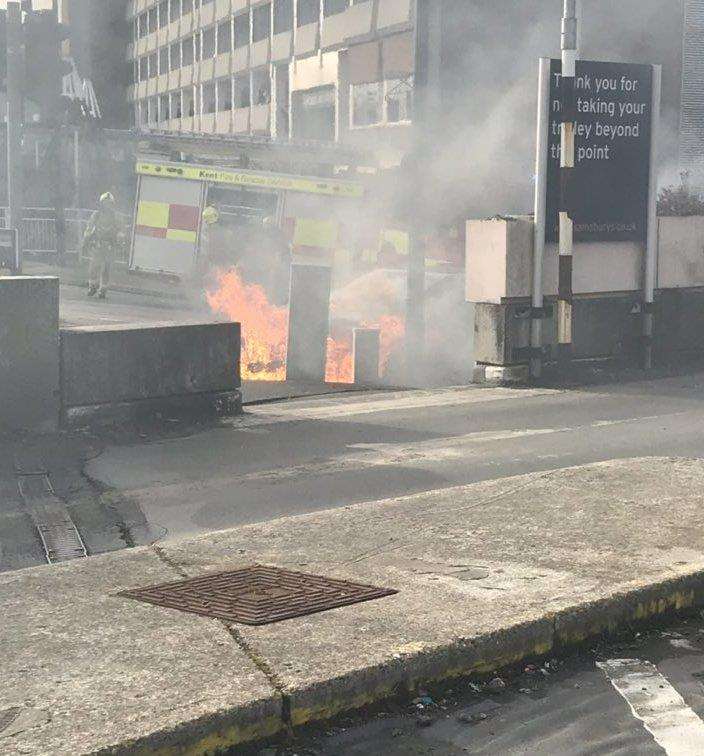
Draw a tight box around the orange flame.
[325,315,406,384]
[207,269,288,381]
[207,268,405,385]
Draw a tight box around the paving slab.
[5,457,704,754]
[0,549,281,756]
[161,457,704,728]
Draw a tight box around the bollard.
[286,264,332,383]
[353,328,381,386]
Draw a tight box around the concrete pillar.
[286,264,332,383]
[353,328,380,386]
[0,277,60,432]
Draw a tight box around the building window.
[194,85,201,117]
[159,47,169,75]
[138,57,148,82]
[137,13,148,38]
[182,36,194,66]
[148,6,158,33]
[323,0,347,16]
[234,12,249,48]
[148,96,158,124]
[386,77,413,123]
[139,100,148,126]
[194,32,201,60]
[158,0,169,27]
[171,0,182,19]
[171,90,182,118]
[273,0,293,33]
[170,41,181,70]
[183,87,195,116]
[234,73,250,108]
[147,52,157,78]
[217,77,232,111]
[351,81,382,127]
[291,85,335,140]
[217,19,232,54]
[252,3,271,42]
[252,67,271,105]
[182,0,193,14]
[350,78,413,128]
[159,93,170,122]
[202,81,216,114]
[297,0,319,26]
[202,26,216,58]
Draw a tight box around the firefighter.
[83,192,121,299]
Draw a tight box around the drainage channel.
[15,460,88,565]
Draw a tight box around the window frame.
[349,78,413,129]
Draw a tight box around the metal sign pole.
[643,65,662,370]
[530,58,551,380]
[557,0,579,365]
[6,1,24,273]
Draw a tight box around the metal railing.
[0,208,131,263]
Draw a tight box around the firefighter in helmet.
[83,192,121,299]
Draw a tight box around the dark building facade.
[62,0,132,127]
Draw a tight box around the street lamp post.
[5,0,24,272]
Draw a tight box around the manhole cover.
[118,565,398,626]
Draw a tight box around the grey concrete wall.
[658,216,704,289]
[60,322,241,421]
[0,276,60,432]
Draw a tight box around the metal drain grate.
[118,565,398,625]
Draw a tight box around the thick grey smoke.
[430,0,685,220]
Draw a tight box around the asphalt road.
[87,372,704,542]
[276,617,704,755]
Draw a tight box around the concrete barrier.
[466,215,704,369]
[0,276,60,432]
[60,322,241,426]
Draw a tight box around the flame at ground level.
[207,268,405,384]
[207,269,288,381]
[325,315,406,384]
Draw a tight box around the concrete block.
[473,302,531,367]
[466,217,533,305]
[60,322,241,425]
[657,216,704,289]
[353,328,380,386]
[484,364,530,384]
[0,277,59,432]
[287,265,332,383]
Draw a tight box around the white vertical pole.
[531,58,551,379]
[643,64,662,370]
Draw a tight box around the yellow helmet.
[202,205,220,225]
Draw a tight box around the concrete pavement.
[5,457,704,754]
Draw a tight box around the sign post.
[533,58,657,375]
